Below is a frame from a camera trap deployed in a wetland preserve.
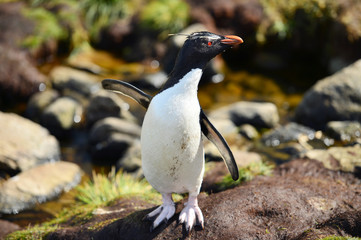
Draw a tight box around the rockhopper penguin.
[102,31,243,233]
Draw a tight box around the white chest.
[140,69,205,194]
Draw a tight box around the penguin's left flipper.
[200,109,239,181]
[102,79,152,109]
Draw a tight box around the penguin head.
[176,31,243,67]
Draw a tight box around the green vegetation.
[258,0,338,42]
[140,0,189,38]
[5,224,59,240]
[217,161,274,191]
[22,0,189,52]
[320,237,361,240]
[22,7,68,49]
[5,169,165,240]
[79,0,133,40]
[76,168,161,205]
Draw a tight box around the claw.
[146,193,175,232]
[179,195,204,234]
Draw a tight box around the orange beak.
[221,35,244,46]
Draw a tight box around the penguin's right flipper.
[102,79,152,109]
[200,109,239,181]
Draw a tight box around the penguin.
[102,31,243,233]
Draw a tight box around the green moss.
[217,161,274,191]
[319,237,361,240]
[5,224,60,240]
[140,0,189,38]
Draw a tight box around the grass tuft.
[75,168,162,206]
[217,161,274,191]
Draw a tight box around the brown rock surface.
[46,159,361,240]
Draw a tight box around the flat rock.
[46,159,361,240]
[0,161,82,214]
[295,59,361,129]
[0,112,60,173]
[209,101,279,128]
[303,144,361,174]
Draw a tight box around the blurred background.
[0,0,361,238]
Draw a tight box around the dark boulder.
[295,59,361,129]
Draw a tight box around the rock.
[50,66,101,98]
[46,159,361,240]
[0,45,46,99]
[89,117,140,163]
[303,144,361,174]
[239,123,259,140]
[0,112,60,173]
[209,101,279,128]
[0,219,20,239]
[89,117,141,141]
[295,59,361,129]
[131,71,168,91]
[0,2,50,99]
[26,89,59,121]
[261,122,315,147]
[0,161,82,214]
[86,90,136,127]
[117,140,142,175]
[41,97,82,138]
[207,117,238,137]
[326,121,361,141]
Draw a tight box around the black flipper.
[200,109,239,181]
[102,79,152,109]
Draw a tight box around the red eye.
[208,41,212,46]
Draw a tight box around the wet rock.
[89,117,139,163]
[326,121,361,141]
[46,159,361,240]
[86,90,136,127]
[304,144,361,175]
[209,101,279,128]
[0,161,82,214]
[0,112,60,174]
[26,89,60,121]
[41,97,82,138]
[261,122,315,147]
[50,66,101,98]
[0,219,20,239]
[295,59,361,129]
